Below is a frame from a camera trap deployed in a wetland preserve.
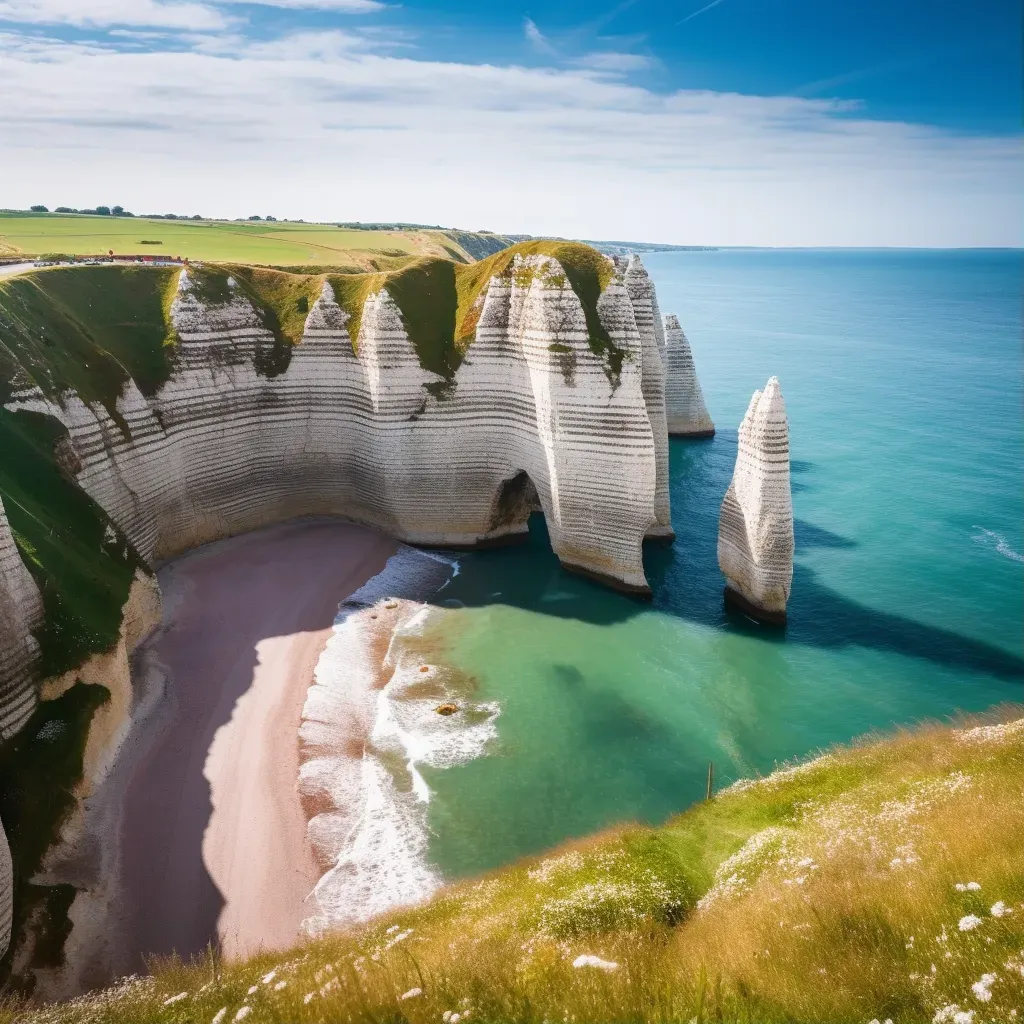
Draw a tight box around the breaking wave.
[298,546,498,933]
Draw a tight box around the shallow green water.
[422,249,1023,880]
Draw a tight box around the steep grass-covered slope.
[7,714,1021,1024]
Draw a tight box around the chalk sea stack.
[717,376,794,624]
[663,314,715,437]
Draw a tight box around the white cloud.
[1,31,1019,245]
[0,0,226,29]
[523,17,556,55]
[214,0,386,10]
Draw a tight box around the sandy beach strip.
[117,518,396,968]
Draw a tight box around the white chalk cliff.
[717,376,793,623]
[0,251,697,732]
[0,497,43,739]
[0,248,706,961]
[663,314,715,437]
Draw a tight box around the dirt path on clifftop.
[120,519,396,967]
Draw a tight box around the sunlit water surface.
[414,249,1023,879]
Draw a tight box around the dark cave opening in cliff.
[489,471,542,532]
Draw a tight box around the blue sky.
[0,0,1020,244]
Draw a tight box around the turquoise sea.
[420,249,1023,880]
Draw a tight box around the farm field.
[0,213,479,267]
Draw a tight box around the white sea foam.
[971,526,1024,563]
[300,545,498,934]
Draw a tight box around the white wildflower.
[959,915,983,932]
[387,924,400,934]
[163,992,188,1005]
[246,985,257,995]
[572,954,619,972]
[274,980,287,991]
[971,972,996,1002]
[954,719,1024,744]
[955,882,981,892]
[261,969,276,984]
[933,1008,974,1024]
[304,992,315,1004]
[991,901,1012,917]
[211,1011,226,1024]
[234,1009,251,1022]
[401,987,423,1000]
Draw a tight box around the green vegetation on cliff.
[0,266,180,413]
[328,240,624,384]
[0,268,170,677]
[0,683,110,990]
[7,715,1022,1023]
[443,230,513,262]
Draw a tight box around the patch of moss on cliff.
[329,270,386,356]
[0,682,110,992]
[0,266,181,417]
[0,409,139,677]
[179,265,325,378]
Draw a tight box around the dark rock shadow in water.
[429,434,1023,686]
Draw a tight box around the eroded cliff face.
[0,246,682,736]
[0,499,42,740]
[621,256,672,539]
[717,376,793,623]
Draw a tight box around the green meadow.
[0,213,471,267]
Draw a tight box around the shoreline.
[297,546,501,933]
[38,517,397,994]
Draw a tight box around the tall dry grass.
[5,715,1021,1024]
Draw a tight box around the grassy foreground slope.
[10,714,1023,1024]
[0,214,509,269]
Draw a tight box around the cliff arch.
[488,470,542,534]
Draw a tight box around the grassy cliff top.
[6,713,1022,1023]
[0,212,484,268]
[187,240,622,381]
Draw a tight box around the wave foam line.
[298,545,497,934]
[972,526,1024,564]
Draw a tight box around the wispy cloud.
[1,29,1018,245]
[523,16,556,55]
[675,0,726,27]
[0,0,227,29]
